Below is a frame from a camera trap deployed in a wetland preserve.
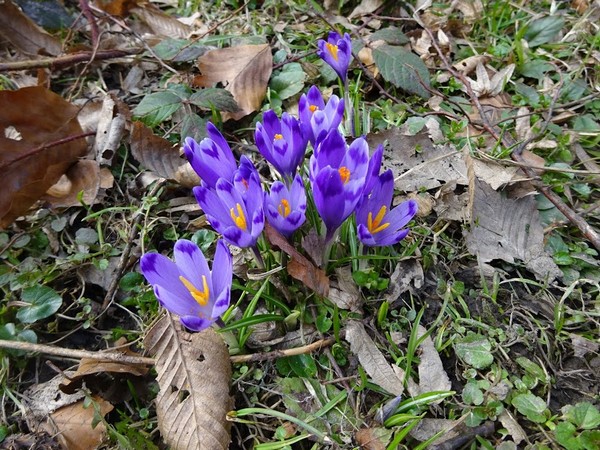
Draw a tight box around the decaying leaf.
[130,121,200,188]
[0,86,88,228]
[462,62,515,98]
[328,267,362,311]
[414,326,452,395]
[0,0,61,55]
[41,397,114,450]
[385,258,424,304]
[132,3,191,38]
[349,0,384,19]
[345,320,404,396]
[43,160,114,208]
[265,223,329,297]
[144,314,232,450]
[465,177,562,281]
[367,128,467,192]
[354,427,393,450]
[194,44,272,120]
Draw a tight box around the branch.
[0,48,143,72]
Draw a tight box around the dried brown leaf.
[265,222,329,297]
[194,44,272,121]
[0,0,61,55]
[354,427,392,450]
[349,0,383,19]
[42,397,113,450]
[144,314,232,450]
[465,177,562,281]
[130,121,200,188]
[414,326,452,395]
[43,160,104,208]
[132,4,191,38]
[345,320,404,396]
[0,86,88,228]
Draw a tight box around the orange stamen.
[367,206,390,234]
[326,42,339,61]
[230,203,248,231]
[274,133,283,140]
[309,105,318,113]
[278,198,291,218]
[338,166,350,184]
[179,275,210,306]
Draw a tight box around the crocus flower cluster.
[140,31,418,332]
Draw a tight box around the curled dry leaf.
[132,3,191,38]
[194,44,272,121]
[0,0,61,55]
[41,397,114,450]
[130,121,200,188]
[345,320,404,396]
[0,86,88,228]
[144,314,232,450]
[43,160,114,208]
[264,222,329,297]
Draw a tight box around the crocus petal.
[140,253,189,300]
[211,287,231,318]
[153,284,199,317]
[312,167,348,232]
[180,315,213,332]
[210,240,232,297]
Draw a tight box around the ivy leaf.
[16,285,62,323]
[133,87,189,127]
[270,63,306,100]
[453,333,494,369]
[372,44,430,99]
[189,88,240,112]
[511,393,548,423]
[524,16,565,47]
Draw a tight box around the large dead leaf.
[0,86,88,228]
[42,397,114,450]
[194,44,272,121]
[414,326,452,395]
[465,177,562,281]
[0,0,61,56]
[144,314,232,450]
[130,121,200,188]
[345,320,404,396]
[132,3,191,38]
[367,129,467,192]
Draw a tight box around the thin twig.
[0,49,142,72]
[79,0,99,47]
[230,337,336,363]
[0,339,155,365]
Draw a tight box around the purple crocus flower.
[140,239,232,332]
[183,122,237,189]
[264,174,307,238]
[362,143,384,202]
[317,31,353,82]
[356,170,418,247]
[255,110,307,180]
[309,130,369,240]
[299,85,345,146]
[193,163,265,248]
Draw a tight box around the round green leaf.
[16,285,62,324]
[453,333,494,369]
[511,393,548,423]
[565,402,600,430]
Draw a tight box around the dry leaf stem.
[230,337,336,363]
[418,20,600,252]
[0,48,143,72]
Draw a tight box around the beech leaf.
[0,86,88,229]
[130,121,200,188]
[194,44,273,120]
[144,314,232,450]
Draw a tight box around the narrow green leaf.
[372,44,431,99]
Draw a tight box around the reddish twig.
[79,0,100,47]
[0,131,95,170]
[0,48,142,72]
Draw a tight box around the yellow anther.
[274,133,283,140]
[309,105,318,113]
[230,203,248,231]
[278,198,291,218]
[326,42,339,61]
[338,166,350,184]
[179,275,210,306]
[367,206,390,234]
